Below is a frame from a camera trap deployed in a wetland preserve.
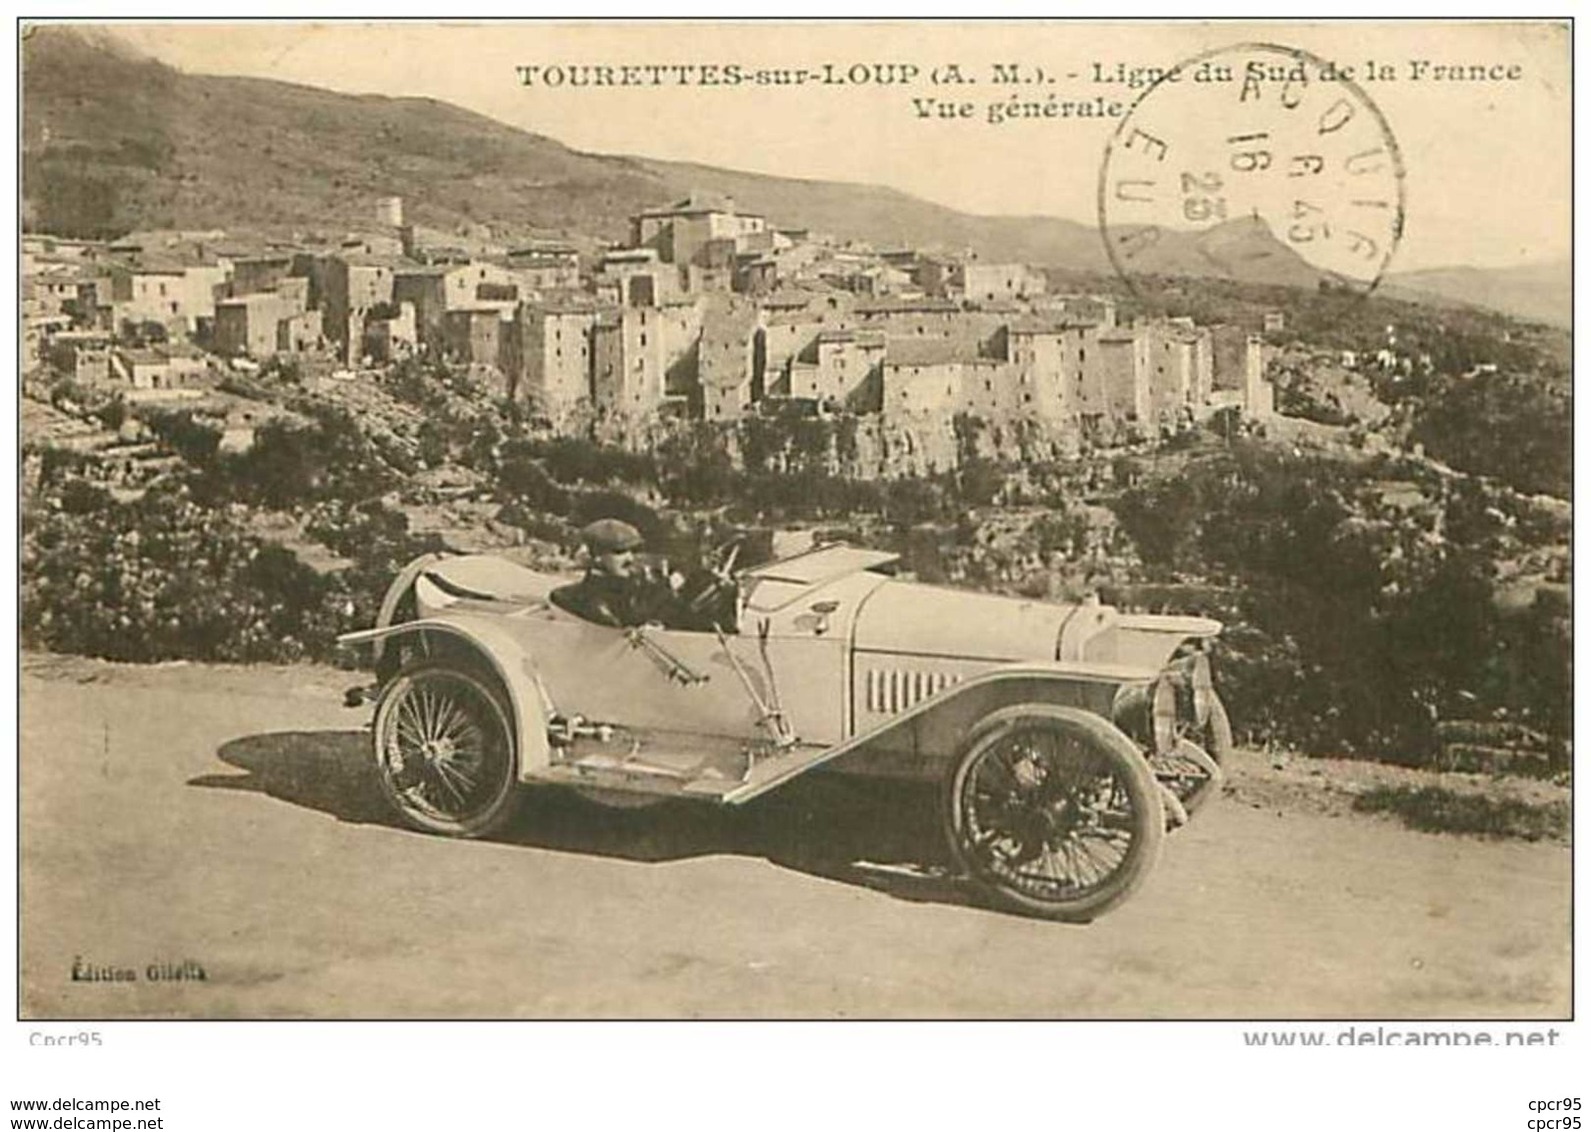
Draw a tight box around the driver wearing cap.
[551,519,674,628]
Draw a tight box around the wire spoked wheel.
[372,661,519,837]
[945,706,1164,922]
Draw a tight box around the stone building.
[106,260,227,336]
[599,247,677,308]
[1144,319,1214,429]
[393,261,522,349]
[882,338,983,421]
[362,302,419,363]
[594,301,703,420]
[515,301,600,421]
[631,193,768,268]
[805,329,886,409]
[113,344,209,391]
[226,253,296,297]
[1004,316,1097,425]
[214,292,302,358]
[442,307,511,369]
[312,254,402,362]
[506,243,581,292]
[1094,328,1152,426]
[956,261,1048,303]
[698,297,760,422]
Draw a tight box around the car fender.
[339,616,553,780]
[827,662,1150,781]
[1082,613,1222,670]
[368,552,449,667]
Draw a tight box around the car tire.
[372,659,520,838]
[944,704,1165,922]
[1206,693,1234,762]
[1186,693,1234,815]
[1154,693,1232,819]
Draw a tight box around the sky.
[98,21,1572,272]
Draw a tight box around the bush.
[303,498,447,631]
[1409,371,1570,498]
[529,436,656,487]
[139,407,221,467]
[1110,443,1567,761]
[94,398,127,431]
[568,491,663,542]
[22,481,349,663]
[181,406,398,509]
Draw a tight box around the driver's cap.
[581,518,644,554]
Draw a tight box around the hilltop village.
[21,192,1573,780]
[24,192,1276,474]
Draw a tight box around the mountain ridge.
[1383,261,1570,329]
[22,25,1568,326]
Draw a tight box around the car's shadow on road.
[199,729,981,913]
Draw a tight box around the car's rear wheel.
[372,660,519,837]
[944,705,1165,922]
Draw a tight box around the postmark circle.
[1097,42,1406,297]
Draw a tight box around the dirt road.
[19,655,1570,1019]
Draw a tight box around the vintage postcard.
[17,20,1570,1037]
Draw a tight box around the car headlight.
[1112,677,1187,753]
[1151,676,1177,754]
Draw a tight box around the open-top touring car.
[340,542,1230,921]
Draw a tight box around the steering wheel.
[686,538,743,615]
[712,538,742,581]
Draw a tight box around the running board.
[532,739,836,804]
[707,741,842,804]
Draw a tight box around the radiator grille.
[864,667,962,715]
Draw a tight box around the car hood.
[853,579,1080,662]
[852,578,1220,673]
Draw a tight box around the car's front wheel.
[372,660,519,837]
[944,705,1165,922]
[1153,693,1232,819]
